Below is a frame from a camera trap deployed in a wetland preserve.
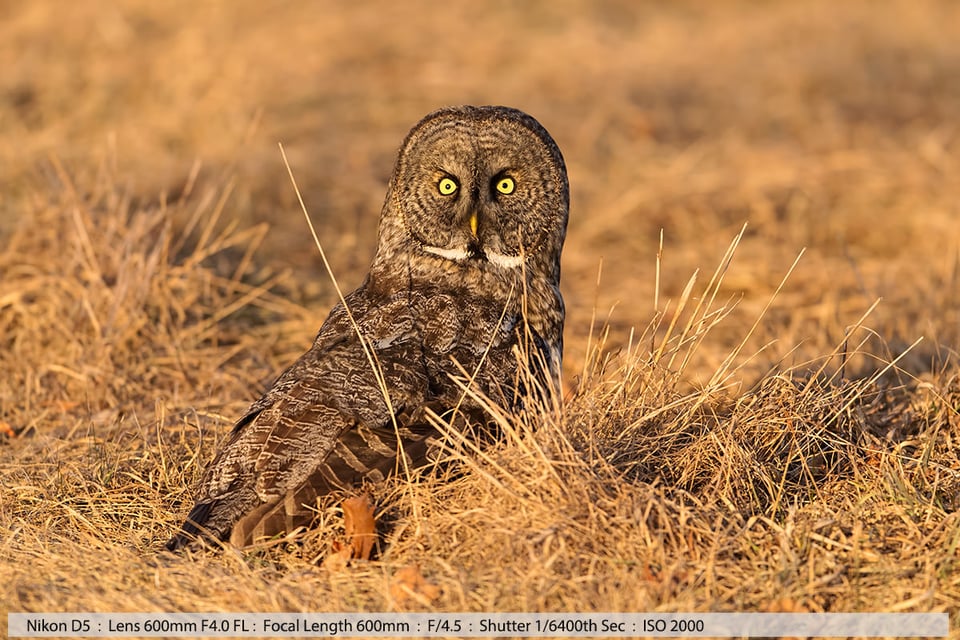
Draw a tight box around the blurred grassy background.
[2,0,959,624]
[3,0,957,372]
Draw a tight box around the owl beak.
[468,211,479,238]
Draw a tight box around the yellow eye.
[438,177,458,196]
[495,177,515,195]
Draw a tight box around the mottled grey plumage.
[167,105,568,549]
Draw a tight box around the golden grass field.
[2,0,959,635]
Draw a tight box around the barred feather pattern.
[167,106,568,549]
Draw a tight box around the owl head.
[374,106,569,285]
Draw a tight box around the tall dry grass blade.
[654,228,663,316]
[579,259,603,385]
[278,143,428,524]
[189,178,237,265]
[668,226,746,379]
[653,268,698,369]
[176,158,203,207]
[230,222,270,283]
[705,247,805,390]
[277,143,394,421]
[172,184,218,257]
[802,297,882,390]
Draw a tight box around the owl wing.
[166,284,532,550]
[166,297,438,550]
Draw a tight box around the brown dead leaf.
[321,540,352,572]
[322,494,378,570]
[389,564,441,607]
[342,494,377,561]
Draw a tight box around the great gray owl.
[166,105,568,550]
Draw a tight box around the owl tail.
[164,502,216,551]
[227,421,442,548]
[164,485,260,551]
[166,416,457,551]
[228,481,329,548]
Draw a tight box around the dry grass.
[2,0,959,635]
